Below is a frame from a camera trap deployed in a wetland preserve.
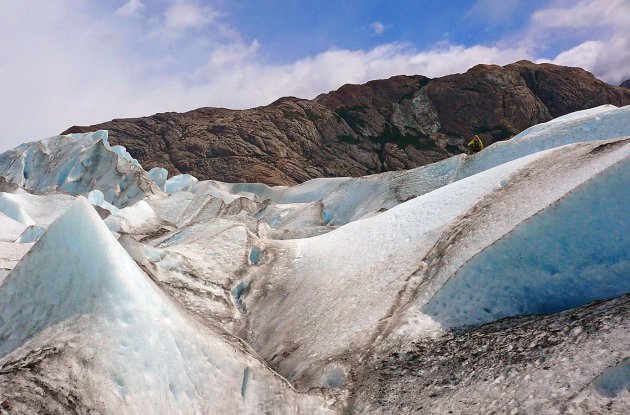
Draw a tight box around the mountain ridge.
[63,60,630,185]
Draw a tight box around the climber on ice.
[468,135,484,153]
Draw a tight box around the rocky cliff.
[63,61,630,185]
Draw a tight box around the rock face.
[621,79,630,89]
[63,61,630,185]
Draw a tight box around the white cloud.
[115,0,145,18]
[371,21,386,35]
[531,0,630,29]
[164,0,219,32]
[527,0,630,84]
[551,32,630,83]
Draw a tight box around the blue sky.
[226,1,546,60]
[1,0,629,151]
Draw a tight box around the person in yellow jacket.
[468,135,484,153]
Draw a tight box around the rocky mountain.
[63,61,630,185]
[621,79,630,89]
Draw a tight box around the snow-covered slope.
[0,104,628,414]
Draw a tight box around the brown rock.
[63,61,630,185]
[506,61,630,116]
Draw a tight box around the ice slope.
[148,167,168,191]
[189,177,352,204]
[120,215,264,330]
[0,130,158,207]
[0,192,75,226]
[0,193,34,226]
[15,225,46,244]
[511,104,620,141]
[422,156,630,329]
[0,212,26,242]
[239,138,630,388]
[0,242,31,282]
[354,294,630,414]
[0,198,329,414]
[184,105,630,228]
[594,358,630,398]
[103,199,168,235]
[456,104,630,178]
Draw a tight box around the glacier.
[0,130,159,208]
[0,104,628,414]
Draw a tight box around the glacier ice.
[239,138,630,388]
[594,358,630,398]
[0,104,629,413]
[0,212,27,242]
[148,167,168,191]
[15,225,46,244]
[423,156,630,328]
[165,173,198,193]
[353,294,630,414]
[0,130,159,208]
[0,193,34,225]
[0,198,330,413]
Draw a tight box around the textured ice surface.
[0,130,158,207]
[511,104,621,141]
[354,295,630,414]
[0,105,629,413]
[423,156,630,328]
[0,192,74,226]
[0,198,330,414]
[0,193,34,225]
[594,358,630,398]
[241,138,630,388]
[190,177,351,204]
[0,212,26,242]
[0,241,31,279]
[148,167,168,191]
[15,225,46,244]
[86,189,118,213]
[104,200,163,234]
[165,174,198,193]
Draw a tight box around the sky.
[1,0,629,151]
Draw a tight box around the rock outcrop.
[63,61,630,185]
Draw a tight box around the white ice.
[0,130,158,208]
[0,198,329,414]
[165,174,198,193]
[0,104,629,412]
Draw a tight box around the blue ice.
[423,157,630,329]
